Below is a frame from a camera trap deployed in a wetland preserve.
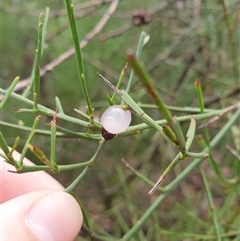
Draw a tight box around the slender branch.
[0,76,19,109]
[121,108,240,240]
[33,12,44,110]
[65,139,105,192]
[2,0,119,95]
[64,0,93,116]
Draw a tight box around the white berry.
[100,105,132,134]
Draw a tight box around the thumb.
[1,190,83,241]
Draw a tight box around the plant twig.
[0,76,19,109]
[33,12,44,111]
[65,139,105,192]
[121,108,240,240]
[199,166,222,241]
[127,53,186,152]
[3,0,119,95]
[64,0,93,116]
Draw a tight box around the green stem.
[127,54,172,122]
[55,96,64,114]
[0,120,101,140]
[159,230,240,239]
[0,132,10,155]
[195,79,204,113]
[64,0,93,117]
[123,108,227,135]
[112,63,128,103]
[65,166,90,193]
[33,12,44,111]
[199,166,222,240]
[50,116,59,172]
[185,151,208,159]
[19,116,41,166]
[0,89,92,127]
[65,139,105,192]
[23,7,49,97]
[81,226,120,241]
[9,136,20,158]
[148,153,182,195]
[0,134,18,167]
[28,144,58,172]
[12,162,90,173]
[127,54,186,152]
[148,117,200,194]
[121,108,240,240]
[0,76,20,109]
[185,117,196,150]
[124,31,147,96]
[138,103,216,113]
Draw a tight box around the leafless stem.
[6,0,119,94]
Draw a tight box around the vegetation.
[1,0,239,240]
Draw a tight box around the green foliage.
[1,0,240,240]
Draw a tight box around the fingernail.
[26,191,82,241]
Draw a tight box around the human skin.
[0,149,83,241]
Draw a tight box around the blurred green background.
[1,0,239,240]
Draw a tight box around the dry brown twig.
[0,0,113,17]
[199,102,240,128]
[226,145,240,161]
[47,6,102,43]
[99,2,168,41]
[50,0,113,18]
